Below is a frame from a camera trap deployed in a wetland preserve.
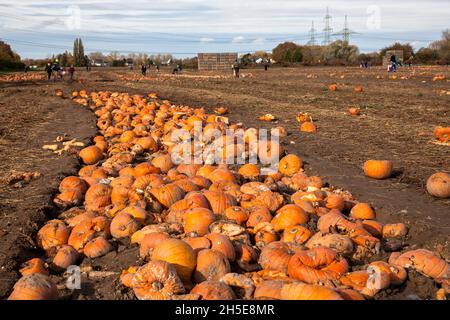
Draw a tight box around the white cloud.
[200,37,214,43]
[252,37,266,44]
[232,36,245,43]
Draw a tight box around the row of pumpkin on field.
[8,89,448,300]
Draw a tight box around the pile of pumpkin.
[8,90,449,300]
[0,72,45,83]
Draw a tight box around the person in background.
[68,65,75,80]
[390,54,397,72]
[264,61,269,71]
[24,65,29,73]
[156,65,160,72]
[45,63,53,80]
[141,64,147,76]
[232,61,240,78]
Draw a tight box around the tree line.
[269,29,450,66]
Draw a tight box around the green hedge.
[0,60,25,71]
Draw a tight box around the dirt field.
[0,65,448,299]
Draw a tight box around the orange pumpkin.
[79,145,104,165]
[151,239,196,284]
[426,172,450,198]
[184,208,216,236]
[300,122,317,133]
[191,281,236,300]
[51,245,79,270]
[149,183,185,208]
[271,204,309,231]
[193,249,231,283]
[382,223,408,239]
[287,247,349,284]
[238,164,261,180]
[350,203,376,220]
[8,274,58,300]
[19,258,48,276]
[110,212,142,239]
[131,260,185,300]
[433,126,450,142]
[83,237,113,258]
[282,225,312,245]
[278,154,302,176]
[281,282,343,300]
[36,220,70,250]
[363,160,393,179]
[140,232,171,260]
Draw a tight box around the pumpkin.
[363,160,393,179]
[151,154,174,173]
[193,249,231,283]
[149,183,185,208]
[238,164,261,180]
[306,232,354,256]
[51,245,79,270]
[120,206,149,224]
[300,122,317,133]
[83,237,112,258]
[140,232,171,260]
[110,212,142,239]
[208,168,236,184]
[152,239,196,284]
[84,183,112,213]
[287,247,349,284]
[350,203,376,220]
[258,241,302,273]
[136,136,158,152]
[246,207,273,228]
[191,281,236,300]
[19,258,48,276]
[282,225,312,245]
[433,126,450,142]
[368,261,407,286]
[184,236,211,253]
[79,145,104,165]
[131,260,185,300]
[271,204,309,231]
[8,274,58,300]
[348,107,360,116]
[254,280,286,300]
[134,162,160,177]
[426,172,450,198]
[278,154,302,176]
[281,282,343,300]
[184,208,216,236]
[205,233,235,261]
[36,220,70,250]
[120,266,137,288]
[203,190,237,214]
[54,190,83,208]
[324,194,345,211]
[361,220,384,238]
[382,223,408,239]
[354,85,363,92]
[389,249,448,280]
[328,84,338,91]
[224,206,249,225]
[59,176,87,194]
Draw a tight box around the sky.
[0,0,449,59]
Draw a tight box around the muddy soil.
[0,65,448,299]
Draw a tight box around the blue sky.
[0,0,449,58]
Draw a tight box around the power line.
[307,21,317,46]
[323,7,333,45]
[333,15,358,42]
